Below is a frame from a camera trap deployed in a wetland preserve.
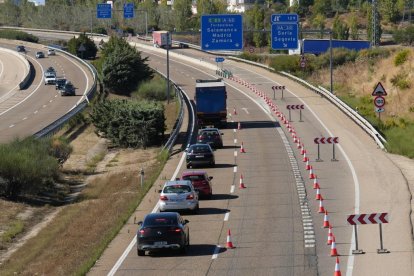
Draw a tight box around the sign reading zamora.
[201,14,243,51]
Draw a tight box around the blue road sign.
[215,57,225,62]
[271,23,298,50]
[201,14,243,51]
[97,3,111,19]
[124,3,134,19]
[271,13,298,23]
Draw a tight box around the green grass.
[85,151,106,173]
[1,220,25,243]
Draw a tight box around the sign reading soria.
[201,14,243,51]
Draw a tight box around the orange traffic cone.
[306,161,311,170]
[323,210,330,228]
[233,107,237,115]
[303,152,309,162]
[309,167,316,179]
[297,139,302,149]
[239,174,246,189]
[315,188,323,200]
[226,229,235,249]
[327,225,333,245]
[330,235,338,256]
[318,199,325,213]
[334,256,342,276]
[240,142,246,153]
[300,147,306,155]
[313,176,320,189]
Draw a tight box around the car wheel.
[193,204,199,214]
[207,192,212,200]
[137,249,145,256]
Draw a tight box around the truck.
[195,79,227,127]
[44,67,57,85]
[152,31,172,48]
[302,39,371,55]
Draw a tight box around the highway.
[89,41,414,276]
[0,39,94,142]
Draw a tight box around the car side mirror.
[184,219,189,224]
[137,221,143,225]
[209,176,213,180]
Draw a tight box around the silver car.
[159,180,199,213]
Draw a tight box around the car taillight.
[139,229,146,235]
[169,228,182,233]
[186,194,194,200]
[198,135,203,140]
[160,195,168,201]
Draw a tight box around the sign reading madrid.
[201,14,243,51]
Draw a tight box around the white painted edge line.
[224,212,230,221]
[230,185,235,194]
[212,245,221,259]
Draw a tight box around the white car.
[158,180,199,213]
[47,49,56,56]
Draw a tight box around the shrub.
[390,71,410,89]
[133,75,168,101]
[394,49,410,66]
[0,30,38,43]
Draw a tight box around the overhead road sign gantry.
[271,13,299,50]
[97,3,112,19]
[201,14,243,51]
[123,3,134,19]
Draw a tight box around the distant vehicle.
[55,78,67,90]
[59,81,75,96]
[35,51,45,58]
[136,212,189,256]
[47,49,56,56]
[152,31,172,48]
[158,180,199,213]
[44,67,57,85]
[195,79,227,127]
[185,143,215,169]
[178,42,189,49]
[197,127,223,149]
[302,39,371,55]
[181,170,213,199]
[16,45,26,52]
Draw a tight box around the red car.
[181,171,213,199]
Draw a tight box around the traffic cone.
[233,107,237,115]
[315,188,323,200]
[334,257,342,276]
[301,147,306,155]
[297,140,302,149]
[305,161,311,170]
[238,122,241,130]
[323,210,330,228]
[226,229,235,249]
[303,152,309,162]
[318,199,325,213]
[239,174,246,189]
[240,142,246,153]
[313,176,320,189]
[309,167,316,179]
[327,226,333,245]
[330,235,338,256]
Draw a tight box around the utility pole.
[166,32,170,104]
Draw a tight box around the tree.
[332,13,349,39]
[380,0,400,24]
[311,13,326,38]
[67,33,97,59]
[393,25,414,45]
[349,12,359,40]
[173,0,192,31]
[101,36,153,94]
[312,0,332,17]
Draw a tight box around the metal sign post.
[281,86,284,99]
[140,168,144,189]
[352,225,364,254]
[299,109,303,122]
[316,144,322,161]
[272,86,276,99]
[331,143,337,161]
[377,223,389,254]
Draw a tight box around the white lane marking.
[234,138,237,144]
[233,129,236,133]
[233,166,237,173]
[224,212,230,221]
[49,100,53,103]
[242,107,249,114]
[212,245,221,259]
[9,124,14,128]
[229,65,360,272]
[234,151,237,157]
[34,110,38,114]
[42,105,47,108]
[107,89,195,276]
[230,185,235,194]
[22,117,27,121]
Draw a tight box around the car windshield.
[182,175,205,181]
[189,145,211,153]
[200,131,219,137]
[144,216,177,226]
[163,185,191,193]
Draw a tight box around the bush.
[0,30,38,43]
[90,99,166,148]
[394,49,410,66]
[390,71,410,89]
[92,27,107,35]
[67,33,97,59]
[133,75,168,101]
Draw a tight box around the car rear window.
[182,175,205,181]
[144,216,177,226]
[163,185,191,193]
[190,146,211,153]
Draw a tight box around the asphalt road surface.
[88,42,414,276]
[0,40,94,142]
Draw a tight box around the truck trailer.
[152,31,172,48]
[195,79,227,127]
[302,39,371,55]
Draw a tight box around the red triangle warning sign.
[372,82,387,96]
